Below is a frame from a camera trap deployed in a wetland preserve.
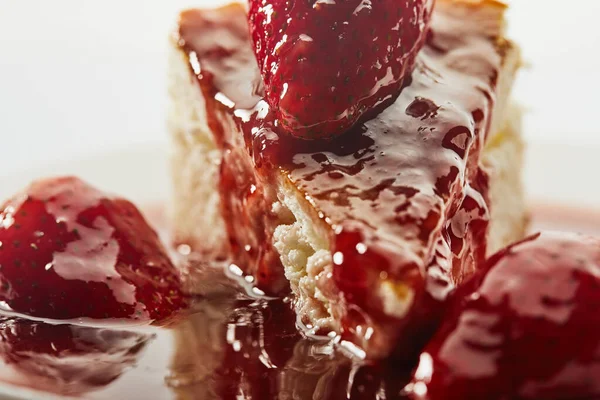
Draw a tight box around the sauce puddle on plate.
[0,203,596,399]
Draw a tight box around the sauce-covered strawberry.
[0,177,187,321]
[248,0,434,139]
[404,232,600,400]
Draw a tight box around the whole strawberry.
[248,0,435,139]
[405,232,600,400]
[0,177,187,321]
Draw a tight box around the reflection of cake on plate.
[168,0,525,358]
[167,297,412,399]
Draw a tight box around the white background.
[0,0,599,172]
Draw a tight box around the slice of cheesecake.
[168,0,525,358]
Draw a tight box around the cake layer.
[169,0,525,358]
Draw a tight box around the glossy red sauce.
[0,298,416,399]
[176,3,507,356]
[0,205,595,399]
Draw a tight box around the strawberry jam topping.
[177,2,508,355]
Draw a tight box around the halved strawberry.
[405,232,600,399]
[248,0,435,139]
[0,177,187,321]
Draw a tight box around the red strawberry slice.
[404,232,600,400]
[248,0,435,139]
[0,176,188,321]
[0,317,152,396]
